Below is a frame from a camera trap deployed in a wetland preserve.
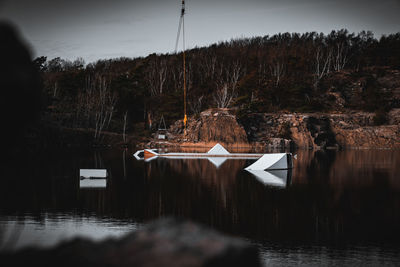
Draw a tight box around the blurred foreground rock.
[0,22,42,153]
[0,218,260,267]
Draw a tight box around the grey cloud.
[1,0,399,62]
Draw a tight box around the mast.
[175,0,187,135]
[181,0,187,134]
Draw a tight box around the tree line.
[34,29,400,137]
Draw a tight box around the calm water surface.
[1,148,399,266]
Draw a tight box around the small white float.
[79,169,108,189]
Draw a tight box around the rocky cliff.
[241,109,400,149]
[158,108,400,150]
[167,108,249,148]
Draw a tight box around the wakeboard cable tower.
[133,1,295,172]
[175,0,187,135]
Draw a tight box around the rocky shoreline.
[144,108,400,150]
[28,108,399,151]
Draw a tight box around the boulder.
[170,109,248,145]
[0,218,261,267]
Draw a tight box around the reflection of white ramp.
[247,170,288,188]
[245,153,289,170]
[80,179,107,189]
[207,157,228,168]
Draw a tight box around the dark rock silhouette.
[0,21,42,152]
[0,217,261,267]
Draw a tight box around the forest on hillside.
[34,30,400,139]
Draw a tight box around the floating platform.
[79,169,108,189]
[134,144,293,170]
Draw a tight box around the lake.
[1,147,399,266]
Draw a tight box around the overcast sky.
[1,0,399,63]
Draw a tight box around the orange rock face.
[165,109,400,150]
[169,108,248,146]
[243,111,400,149]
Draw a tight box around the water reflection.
[246,169,291,188]
[207,157,228,168]
[0,148,399,264]
[79,179,107,189]
[79,169,107,189]
[0,214,139,251]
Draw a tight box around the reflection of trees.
[306,150,337,182]
[142,158,240,228]
[328,150,400,189]
[296,149,400,189]
[141,151,400,243]
[2,149,400,245]
[146,158,247,214]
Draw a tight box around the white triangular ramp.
[247,170,287,188]
[268,154,289,170]
[245,153,288,170]
[207,157,228,168]
[207,143,230,155]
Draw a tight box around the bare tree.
[314,45,332,89]
[200,52,218,81]
[257,62,268,86]
[267,38,287,87]
[333,42,348,71]
[213,60,243,108]
[269,58,285,87]
[76,74,117,140]
[145,57,167,96]
[53,81,58,98]
[123,111,128,143]
[189,95,204,114]
[172,63,184,93]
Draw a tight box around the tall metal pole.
[182,0,187,135]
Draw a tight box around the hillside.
[32,30,400,148]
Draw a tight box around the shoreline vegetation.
[2,23,400,151]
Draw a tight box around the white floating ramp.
[134,143,293,170]
[245,153,292,170]
[80,169,107,178]
[207,143,230,155]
